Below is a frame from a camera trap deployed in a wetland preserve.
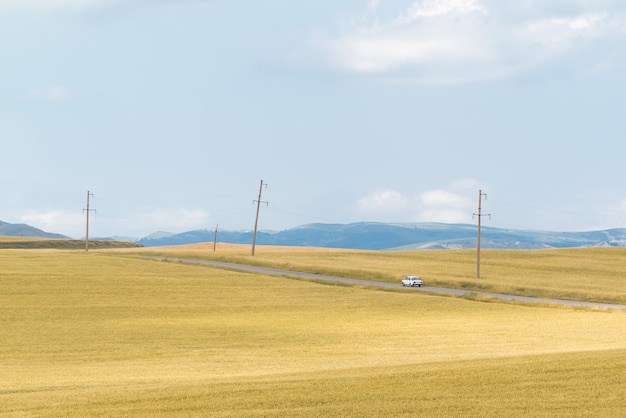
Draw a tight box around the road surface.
[148,257,626,310]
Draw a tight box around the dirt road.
[149,257,626,310]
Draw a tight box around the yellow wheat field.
[119,243,626,304]
[1,247,625,416]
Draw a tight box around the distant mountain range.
[0,220,69,239]
[136,222,626,250]
[2,220,625,250]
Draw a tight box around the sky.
[2,0,626,239]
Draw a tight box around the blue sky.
[2,0,626,238]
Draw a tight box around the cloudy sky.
[2,0,626,238]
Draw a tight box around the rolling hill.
[0,220,69,239]
[136,222,626,250]
[3,219,625,250]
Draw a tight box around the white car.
[401,275,424,287]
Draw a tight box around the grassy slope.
[1,249,625,416]
[0,235,141,249]
[122,243,626,304]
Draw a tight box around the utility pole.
[213,224,218,252]
[83,191,96,252]
[251,180,268,256]
[473,190,490,278]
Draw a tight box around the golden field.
[125,243,626,304]
[1,243,625,416]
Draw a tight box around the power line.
[265,206,348,224]
[489,198,623,220]
[270,188,354,205]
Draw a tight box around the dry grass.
[5,350,626,417]
[1,248,626,416]
[0,235,140,249]
[117,243,626,304]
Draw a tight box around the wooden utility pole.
[213,224,218,252]
[84,191,95,252]
[474,190,490,278]
[251,180,268,256]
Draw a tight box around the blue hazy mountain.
[3,219,623,250]
[0,220,69,239]
[136,222,626,250]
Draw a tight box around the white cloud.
[402,0,485,20]
[143,208,211,232]
[419,189,468,207]
[524,13,610,49]
[357,189,409,214]
[357,179,481,224]
[18,210,84,237]
[415,208,469,223]
[15,206,212,238]
[416,188,473,223]
[325,0,626,83]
